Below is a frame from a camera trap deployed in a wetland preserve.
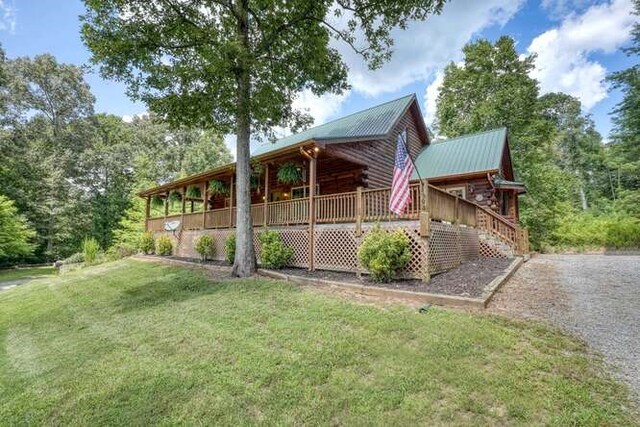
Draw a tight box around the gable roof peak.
[252,93,419,156]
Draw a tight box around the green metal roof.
[252,94,416,156]
[411,128,507,180]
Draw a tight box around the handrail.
[145,182,527,253]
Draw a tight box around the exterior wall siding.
[325,105,427,189]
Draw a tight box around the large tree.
[434,36,577,247]
[0,55,96,259]
[0,194,35,265]
[608,0,640,193]
[81,0,447,276]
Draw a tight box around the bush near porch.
[0,260,635,425]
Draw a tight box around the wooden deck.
[146,182,529,255]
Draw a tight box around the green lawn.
[0,265,56,283]
[0,260,635,425]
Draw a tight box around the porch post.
[164,191,169,218]
[355,186,363,236]
[144,196,150,232]
[263,163,269,226]
[308,154,317,271]
[180,186,186,230]
[419,179,430,237]
[202,181,208,229]
[229,174,234,228]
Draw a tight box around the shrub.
[357,225,411,282]
[258,230,293,269]
[156,235,173,256]
[63,252,84,264]
[225,233,236,264]
[195,235,215,261]
[139,232,155,255]
[552,212,640,250]
[82,237,100,264]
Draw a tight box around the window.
[501,191,510,216]
[291,184,319,199]
[446,186,466,199]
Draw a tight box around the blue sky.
[0,0,636,155]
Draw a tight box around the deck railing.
[146,182,528,253]
[268,198,309,225]
[362,184,421,221]
[316,191,357,223]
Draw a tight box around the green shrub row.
[105,226,413,282]
[551,213,640,250]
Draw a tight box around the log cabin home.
[141,94,529,276]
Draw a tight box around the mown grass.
[0,260,636,425]
[0,266,56,283]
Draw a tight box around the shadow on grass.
[116,269,235,312]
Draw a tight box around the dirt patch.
[487,256,569,319]
[279,257,512,298]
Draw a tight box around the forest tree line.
[0,48,231,265]
[433,33,640,251]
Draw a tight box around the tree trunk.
[232,0,257,277]
[579,185,588,211]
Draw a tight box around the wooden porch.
[145,181,529,256]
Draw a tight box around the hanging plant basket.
[151,195,164,208]
[250,174,261,191]
[250,161,264,192]
[277,162,303,185]
[207,179,229,197]
[168,190,182,206]
[185,185,201,199]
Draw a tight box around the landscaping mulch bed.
[279,257,513,298]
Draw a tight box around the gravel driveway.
[489,254,640,399]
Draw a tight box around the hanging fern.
[207,179,229,196]
[185,185,201,199]
[277,162,302,185]
[250,161,264,191]
[166,190,182,210]
[168,190,182,204]
[151,195,164,208]
[250,174,261,190]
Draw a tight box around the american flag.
[389,130,415,215]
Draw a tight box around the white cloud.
[224,134,236,160]
[0,0,16,33]
[423,71,444,128]
[527,0,635,109]
[336,0,525,97]
[540,0,594,19]
[269,89,350,141]
[122,112,149,123]
[292,89,348,128]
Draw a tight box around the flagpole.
[399,127,423,181]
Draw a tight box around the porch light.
[314,147,320,152]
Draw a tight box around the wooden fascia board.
[138,165,235,197]
[138,141,321,197]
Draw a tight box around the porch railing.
[146,182,528,253]
[268,198,309,225]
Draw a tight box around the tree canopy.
[433,36,630,248]
[81,0,448,276]
[0,47,232,261]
